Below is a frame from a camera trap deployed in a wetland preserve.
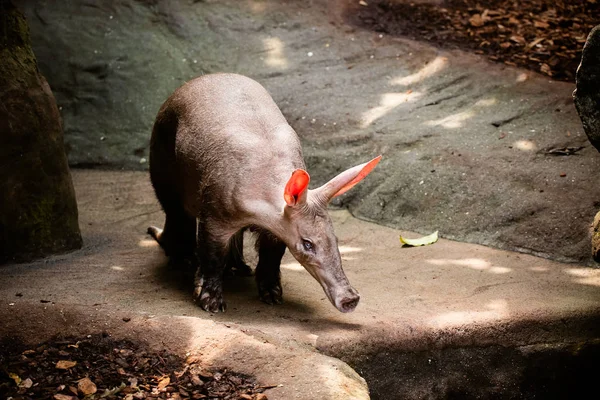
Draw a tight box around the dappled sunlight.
[426,258,512,274]
[281,262,304,272]
[262,37,288,69]
[513,139,537,151]
[391,56,448,86]
[248,1,267,13]
[338,246,363,254]
[138,238,158,248]
[564,268,600,287]
[360,91,422,127]
[306,333,319,347]
[474,98,497,107]
[428,258,490,269]
[424,110,475,129]
[429,299,509,329]
[530,266,549,272]
[423,96,495,129]
[317,362,351,395]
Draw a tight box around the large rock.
[20,0,227,169]
[574,25,600,152]
[19,0,600,263]
[573,25,600,263]
[0,2,82,263]
[593,211,600,262]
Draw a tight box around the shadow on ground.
[1,170,599,398]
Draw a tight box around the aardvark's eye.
[302,239,314,252]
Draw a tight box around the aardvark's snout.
[333,286,360,313]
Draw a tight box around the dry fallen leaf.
[191,374,203,386]
[157,376,170,391]
[400,231,439,247]
[527,38,544,49]
[19,378,33,389]
[55,360,77,370]
[540,63,552,75]
[510,35,526,45]
[469,14,484,27]
[8,372,21,385]
[256,393,269,400]
[54,395,75,400]
[78,377,98,395]
[507,16,519,25]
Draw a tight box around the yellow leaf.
[400,231,439,247]
[9,372,21,385]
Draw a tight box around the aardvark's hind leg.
[225,229,253,276]
[194,220,228,313]
[148,206,196,261]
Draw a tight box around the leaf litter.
[348,0,599,82]
[0,334,269,400]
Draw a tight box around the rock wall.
[18,0,600,263]
[574,25,600,153]
[20,0,235,169]
[0,1,82,263]
[573,25,600,262]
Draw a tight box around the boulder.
[0,2,82,263]
[573,25,600,152]
[593,212,600,263]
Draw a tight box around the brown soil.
[0,334,268,400]
[347,0,599,82]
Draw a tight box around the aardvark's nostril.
[340,295,360,313]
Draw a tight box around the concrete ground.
[1,170,599,399]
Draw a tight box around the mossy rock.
[0,2,82,263]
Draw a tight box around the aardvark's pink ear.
[284,169,310,206]
[316,156,382,201]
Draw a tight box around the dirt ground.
[0,335,268,400]
[348,0,598,81]
[1,170,599,399]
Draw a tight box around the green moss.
[0,3,38,86]
[23,195,56,245]
[0,2,82,263]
